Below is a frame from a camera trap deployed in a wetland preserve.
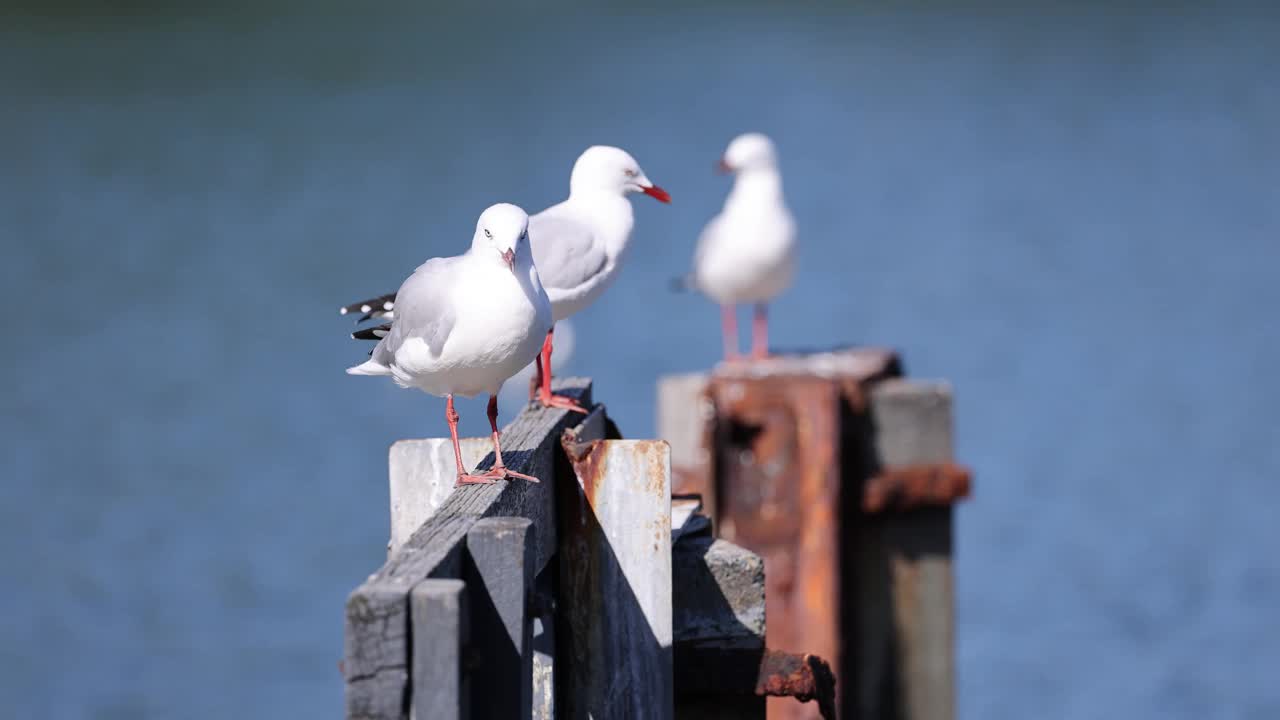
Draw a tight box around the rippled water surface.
[2,2,1278,717]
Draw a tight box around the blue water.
[3,2,1278,718]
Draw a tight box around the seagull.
[346,203,553,486]
[341,145,670,413]
[679,133,795,361]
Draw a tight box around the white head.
[718,133,778,174]
[568,145,671,203]
[472,203,531,271]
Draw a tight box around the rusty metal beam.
[862,462,972,513]
[756,649,838,718]
[657,349,971,720]
[707,375,842,720]
[658,347,903,517]
[675,645,838,720]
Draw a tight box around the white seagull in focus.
[681,133,795,361]
[346,203,553,486]
[342,145,670,413]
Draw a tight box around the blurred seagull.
[678,133,795,361]
[346,203,553,486]
[341,145,670,413]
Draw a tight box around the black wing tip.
[339,293,396,320]
[351,324,391,341]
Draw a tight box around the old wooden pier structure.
[342,347,971,719]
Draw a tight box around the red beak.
[716,158,733,174]
[502,248,515,270]
[641,184,672,203]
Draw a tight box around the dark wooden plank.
[409,579,467,720]
[464,517,534,719]
[531,567,556,720]
[345,378,592,720]
[345,586,412,720]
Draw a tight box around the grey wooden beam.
[409,579,467,720]
[464,517,534,720]
[345,378,591,720]
[531,568,556,720]
[672,536,765,650]
[861,379,956,720]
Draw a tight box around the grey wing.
[374,256,459,359]
[529,210,607,292]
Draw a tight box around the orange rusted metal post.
[657,348,970,720]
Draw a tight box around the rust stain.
[755,649,838,720]
[863,462,972,513]
[560,430,608,504]
[641,441,669,497]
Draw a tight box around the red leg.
[476,394,539,483]
[450,395,497,486]
[529,343,545,401]
[751,303,769,360]
[721,305,740,362]
[537,325,588,413]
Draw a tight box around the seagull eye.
[484,228,492,239]
[624,168,637,178]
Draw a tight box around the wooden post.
[344,379,592,720]
[672,535,767,720]
[558,413,674,719]
[464,517,535,719]
[657,372,717,510]
[862,380,956,720]
[409,579,467,720]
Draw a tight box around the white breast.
[392,262,552,398]
[695,198,796,306]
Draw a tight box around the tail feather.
[346,359,392,376]
[338,292,397,322]
[351,323,391,341]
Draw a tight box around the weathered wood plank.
[345,586,412,720]
[531,569,556,720]
[464,517,534,720]
[389,438,491,554]
[559,432,674,720]
[409,579,467,720]
[345,378,592,720]
[672,535,767,720]
[672,536,765,649]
